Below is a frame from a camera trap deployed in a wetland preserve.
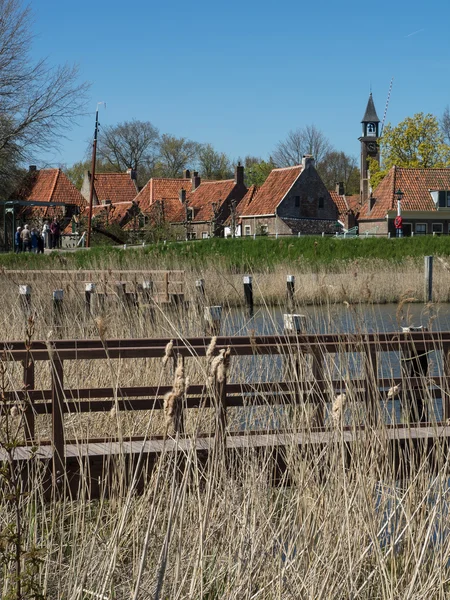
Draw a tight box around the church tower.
[359,93,380,203]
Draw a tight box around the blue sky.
[32,0,450,169]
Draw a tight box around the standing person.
[42,221,50,249]
[31,228,38,253]
[14,226,22,253]
[50,218,61,249]
[20,224,31,252]
[37,229,44,254]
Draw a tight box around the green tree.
[198,144,233,180]
[243,156,275,187]
[381,112,450,169]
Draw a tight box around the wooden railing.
[2,330,450,475]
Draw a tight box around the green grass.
[2,236,450,271]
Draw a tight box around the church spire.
[362,93,380,123]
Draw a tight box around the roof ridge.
[273,165,302,171]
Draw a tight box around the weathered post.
[85,283,96,317]
[52,289,64,335]
[283,313,306,334]
[286,275,295,309]
[19,285,32,320]
[142,280,153,302]
[51,353,65,489]
[243,275,254,318]
[196,278,205,300]
[204,305,222,336]
[424,255,433,303]
[283,313,306,411]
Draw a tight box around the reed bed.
[1,271,450,598]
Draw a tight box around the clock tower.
[359,93,380,204]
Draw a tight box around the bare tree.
[272,125,332,167]
[97,119,160,175]
[317,151,360,194]
[0,0,89,168]
[441,106,450,145]
[157,134,200,177]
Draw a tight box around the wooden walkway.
[2,330,450,496]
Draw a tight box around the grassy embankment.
[2,236,450,305]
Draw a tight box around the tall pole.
[86,102,105,248]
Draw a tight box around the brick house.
[358,166,450,236]
[137,166,247,239]
[13,166,85,225]
[329,183,358,230]
[235,156,338,237]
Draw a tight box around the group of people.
[15,219,61,253]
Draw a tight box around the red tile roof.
[15,169,85,219]
[135,178,191,213]
[186,179,237,222]
[359,167,450,220]
[93,173,138,205]
[329,191,359,220]
[239,166,302,216]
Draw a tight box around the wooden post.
[142,280,153,301]
[286,275,295,308]
[425,255,433,302]
[204,306,222,336]
[195,279,205,302]
[19,285,32,319]
[365,344,379,425]
[443,344,450,422]
[312,349,325,427]
[215,370,228,456]
[22,357,35,443]
[52,289,64,336]
[164,272,169,303]
[85,282,96,317]
[243,275,253,318]
[283,314,306,334]
[51,354,65,486]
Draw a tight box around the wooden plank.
[51,355,65,483]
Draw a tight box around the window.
[415,223,427,235]
[202,232,209,239]
[318,197,324,209]
[294,196,300,207]
[244,225,251,236]
[187,231,196,240]
[260,224,268,236]
[437,191,450,208]
[187,207,194,220]
[432,223,443,235]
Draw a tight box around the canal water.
[217,303,450,427]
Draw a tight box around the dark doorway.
[402,223,412,237]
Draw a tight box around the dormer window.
[430,190,450,208]
[187,207,194,220]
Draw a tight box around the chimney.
[29,165,37,172]
[183,169,191,179]
[335,182,345,195]
[179,188,186,203]
[234,162,244,186]
[301,155,315,169]
[126,168,137,181]
[192,171,201,191]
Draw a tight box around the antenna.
[380,77,394,136]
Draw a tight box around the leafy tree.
[156,134,200,177]
[243,156,276,187]
[198,144,233,180]
[371,113,450,189]
[0,0,89,193]
[441,106,450,145]
[272,125,332,167]
[97,119,159,184]
[318,151,360,195]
